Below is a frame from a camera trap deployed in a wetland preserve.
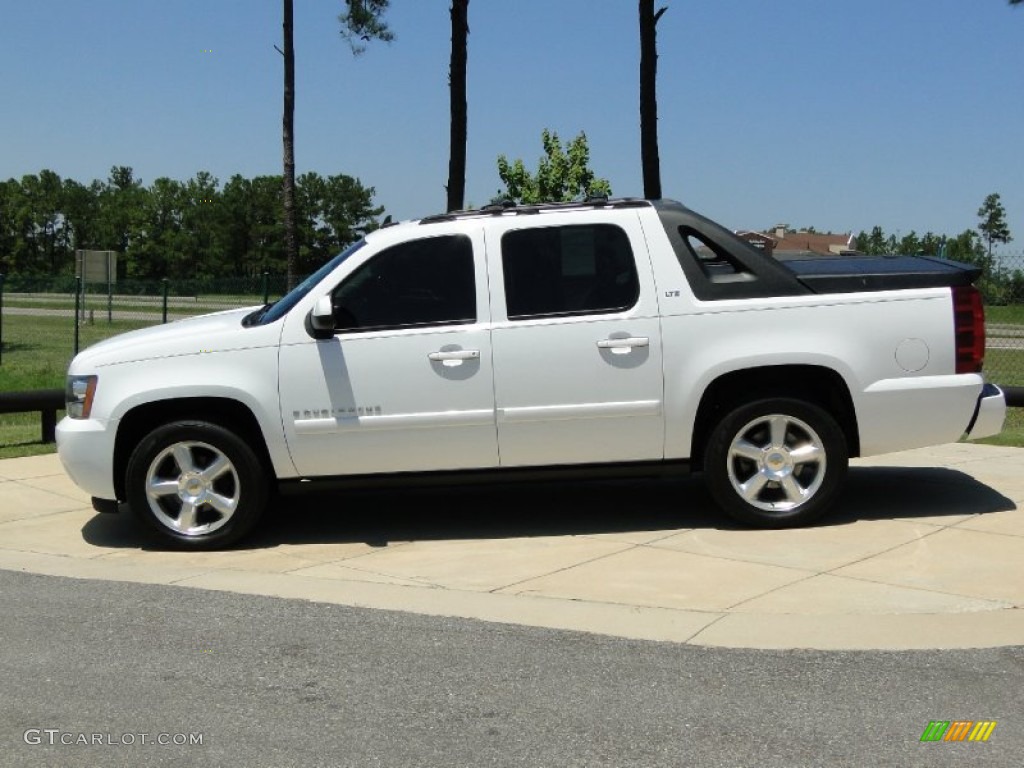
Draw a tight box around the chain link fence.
[980,250,1024,389]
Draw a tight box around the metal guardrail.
[1004,386,1024,408]
[0,389,64,443]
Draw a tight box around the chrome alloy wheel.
[144,441,240,536]
[725,413,826,512]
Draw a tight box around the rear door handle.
[428,349,480,366]
[597,337,649,354]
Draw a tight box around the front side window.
[501,224,639,319]
[253,239,366,326]
[330,234,476,331]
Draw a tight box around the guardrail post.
[73,275,81,356]
[262,271,270,305]
[0,272,5,366]
[41,407,57,442]
[162,278,169,324]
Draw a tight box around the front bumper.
[965,383,1006,440]
[55,416,118,500]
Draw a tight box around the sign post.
[76,250,118,325]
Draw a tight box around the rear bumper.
[857,374,991,455]
[965,383,1006,440]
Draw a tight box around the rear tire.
[704,398,848,528]
[125,420,269,549]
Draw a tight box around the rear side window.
[678,227,757,284]
[331,234,475,331]
[501,224,639,319]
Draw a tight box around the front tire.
[704,398,848,528]
[125,421,269,549]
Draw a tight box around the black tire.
[704,398,848,528]
[125,420,269,549]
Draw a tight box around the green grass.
[1,314,149,457]
[987,305,1024,325]
[0,426,61,459]
[970,406,1024,448]
[1,314,150,390]
[975,324,1024,447]
[984,348,1024,388]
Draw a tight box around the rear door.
[486,213,665,467]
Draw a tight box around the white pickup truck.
[57,198,1006,549]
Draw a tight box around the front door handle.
[597,337,649,354]
[428,349,480,367]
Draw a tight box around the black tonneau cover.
[780,254,981,294]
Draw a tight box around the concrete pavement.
[1,443,1022,650]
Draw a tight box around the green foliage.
[940,229,1017,303]
[976,192,1012,255]
[0,166,385,281]
[987,303,1024,325]
[850,221,1024,305]
[854,226,887,255]
[339,0,393,55]
[855,225,986,260]
[944,229,988,266]
[496,130,611,204]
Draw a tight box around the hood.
[68,306,277,371]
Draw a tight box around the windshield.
[254,239,367,326]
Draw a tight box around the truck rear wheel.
[704,398,847,528]
[125,421,269,549]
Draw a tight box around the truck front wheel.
[704,398,848,528]
[125,421,269,549]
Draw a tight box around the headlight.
[65,375,98,419]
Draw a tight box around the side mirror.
[305,295,335,339]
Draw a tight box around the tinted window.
[255,239,366,325]
[331,235,475,331]
[502,224,639,319]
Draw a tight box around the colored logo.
[920,720,996,742]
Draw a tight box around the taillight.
[952,285,985,374]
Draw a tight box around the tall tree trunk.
[446,0,469,212]
[639,0,666,200]
[283,0,298,290]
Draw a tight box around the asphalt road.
[1,570,1021,768]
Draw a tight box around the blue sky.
[2,1,1022,247]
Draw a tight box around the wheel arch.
[113,397,274,501]
[690,364,859,466]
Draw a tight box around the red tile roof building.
[736,226,856,257]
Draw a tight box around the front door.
[278,230,498,477]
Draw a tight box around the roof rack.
[417,197,650,226]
